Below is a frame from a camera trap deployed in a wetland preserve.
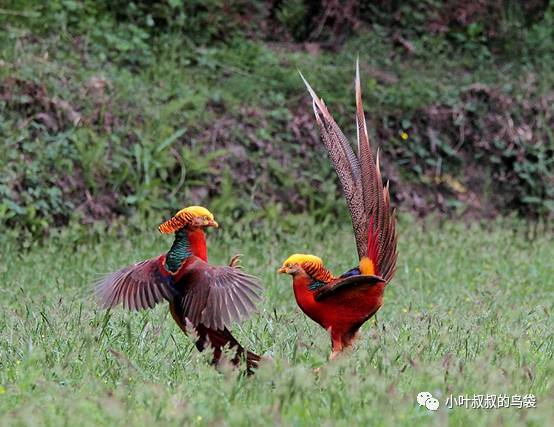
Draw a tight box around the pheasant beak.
[207,219,219,228]
[277,266,287,274]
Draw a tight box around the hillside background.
[1,0,553,239]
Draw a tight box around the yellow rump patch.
[359,256,375,275]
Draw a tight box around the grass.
[0,215,552,426]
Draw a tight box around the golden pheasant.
[279,63,398,360]
[95,206,263,371]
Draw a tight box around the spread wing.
[94,255,175,311]
[178,258,263,331]
[301,61,398,283]
[314,275,386,302]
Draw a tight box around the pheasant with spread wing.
[278,64,398,360]
[95,206,262,371]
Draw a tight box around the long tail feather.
[300,71,368,257]
[355,59,377,220]
[300,63,398,283]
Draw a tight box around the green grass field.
[0,216,553,426]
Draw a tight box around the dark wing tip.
[92,259,171,312]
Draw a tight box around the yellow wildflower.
[401,132,409,140]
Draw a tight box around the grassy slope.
[2,25,553,231]
[0,216,552,426]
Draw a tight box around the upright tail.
[300,60,398,283]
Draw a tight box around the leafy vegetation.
[1,3,552,425]
[0,216,552,425]
[1,1,553,237]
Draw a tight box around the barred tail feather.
[301,61,398,284]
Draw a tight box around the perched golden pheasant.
[279,63,398,360]
[95,206,263,371]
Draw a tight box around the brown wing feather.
[300,72,367,257]
[94,256,174,311]
[178,258,262,331]
[314,275,386,301]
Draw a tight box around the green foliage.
[0,0,553,237]
[275,0,310,41]
[523,2,554,59]
[0,217,553,425]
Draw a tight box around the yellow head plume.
[279,253,333,282]
[282,254,324,266]
[158,206,218,233]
